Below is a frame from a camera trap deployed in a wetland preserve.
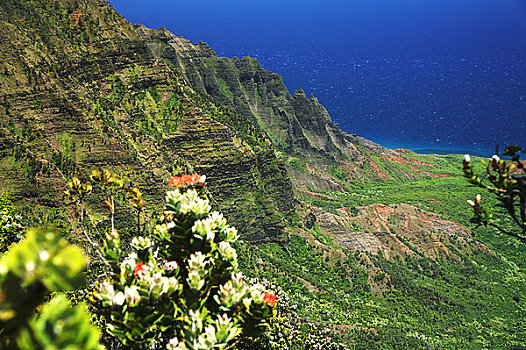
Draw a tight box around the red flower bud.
[168,174,206,187]
[164,261,178,270]
[134,262,147,278]
[263,292,277,307]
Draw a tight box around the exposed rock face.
[0,0,294,242]
[306,202,480,260]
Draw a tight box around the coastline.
[373,139,491,157]
[413,148,488,157]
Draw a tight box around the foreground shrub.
[66,171,277,349]
[0,229,102,349]
[0,194,24,253]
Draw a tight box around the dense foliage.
[0,171,285,349]
[0,194,24,253]
[244,153,526,349]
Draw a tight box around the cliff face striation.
[0,0,295,242]
[135,26,413,188]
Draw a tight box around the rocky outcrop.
[306,202,480,260]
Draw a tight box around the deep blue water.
[110,0,526,156]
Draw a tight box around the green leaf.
[16,294,102,350]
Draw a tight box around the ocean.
[110,0,526,156]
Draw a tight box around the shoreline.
[372,139,491,158]
[412,148,488,157]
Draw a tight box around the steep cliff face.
[0,0,294,242]
[136,26,445,190]
[137,27,346,155]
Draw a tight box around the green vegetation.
[1,172,281,349]
[1,0,525,348]
[0,228,101,349]
[239,153,526,349]
[0,194,24,253]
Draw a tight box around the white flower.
[198,325,218,348]
[182,190,211,216]
[112,291,125,306]
[101,281,114,294]
[120,255,137,279]
[463,154,470,163]
[124,286,141,306]
[39,250,49,262]
[222,226,238,242]
[216,274,248,307]
[131,236,152,250]
[208,211,226,229]
[166,189,210,217]
[25,261,35,273]
[187,270,205,290]
[199,325,221,349]
[166,190,183,205]
[167,337,186,350]
[214,314,241,343]
[151,271,163,284]
[96,280,116,301]
[192,219,215,241]
[189,309,206,331]
[218,242,237,262]
[162,277,178,294]
[188,252,207,270]
[164,261,178,270]
[492,154,500,162]
[467,200,475,207]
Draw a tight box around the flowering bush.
[462,146,526,242]
[71,172,278,349]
